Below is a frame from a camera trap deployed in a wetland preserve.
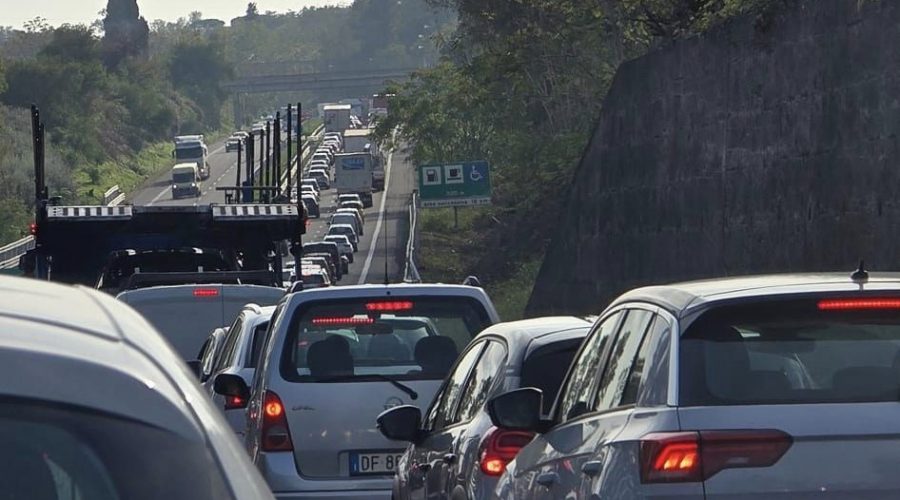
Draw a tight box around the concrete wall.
[527,0,900,315]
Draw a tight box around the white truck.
[343,129,385,190]
[171,163,201,199]
[323,104,352,133]
[173,135,210,179]
[333,152,374,208]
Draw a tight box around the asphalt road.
[304,147,415,285]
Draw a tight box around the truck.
[171,163,201,199]
[323,104,352,133]
[342,129,384,190]
[333,152,374,208]
[173,135,210,180]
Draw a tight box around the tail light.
[818,298,900,310]
[224,395,247,410]
[479,427,535,476]
[261,391,293,452]
[29,223,37,236]
[640,430,792,483]
[193,288,219,298]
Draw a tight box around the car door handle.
[536,472,558,488]
[442,453,457,465]
[581,460,603,477]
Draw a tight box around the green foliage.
[102,0,150,67]
[168,36,233,129]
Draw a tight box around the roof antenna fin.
[851,260,869,284]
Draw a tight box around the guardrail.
[103,185,125,206]
[0,235,34,270]
[403,190,421,283]
[279,124,324,195]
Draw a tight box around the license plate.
[349,451,404,475]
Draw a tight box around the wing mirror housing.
[376,405,422,443]
[487,387,547,433]
[214,373,250,401]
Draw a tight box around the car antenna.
[851,260,869,284]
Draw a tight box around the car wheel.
[349,254,354,263]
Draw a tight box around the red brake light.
[640,430,792,483]
[193,288,219,298]
[225,395,246,410]
[479,427,535,476]
[29,223,37,236]
[261,390,293,452]
[311,317,375,326]
[818,298,900,310]
[365,301,413,312]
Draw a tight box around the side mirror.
[186,360,202,379]
[214,373,250,401]
[488,387,544,432]
[376,405,422,443]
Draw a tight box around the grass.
[416,206,541,321]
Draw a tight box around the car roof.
[609,272,900,316]
[0,276,210,438]
[477,316,592,362]
[283,284,500,322]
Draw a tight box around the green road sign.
[418,161,492,208]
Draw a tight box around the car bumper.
[261,452,392,500]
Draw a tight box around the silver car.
[491,271,900,499]
[0,275,274,499]
[204,304,275,437]
[327,223,359,251]
[325,234,356,262]
[215,284,501,499]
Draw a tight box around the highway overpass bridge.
[223,67,417,124]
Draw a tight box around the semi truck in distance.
[323,104,352,133]
[171,163,202,199]
[333,152,374,207]
[173,135,210,180]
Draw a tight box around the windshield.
[280,296,492,382]
[680,298,900,406]
[175,146,203,159]
[172,172,195,183]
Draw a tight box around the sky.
[1,0,351,28]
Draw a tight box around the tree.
[168,37,233,128]
[101,0,150,68]
[41,25,99,63]
[246,2,259,18]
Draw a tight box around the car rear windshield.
[680,297,900,406]
[0,399,233,500]
[281,296,493,382]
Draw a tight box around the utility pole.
[235,140,243,203]
[265,121,271,203]
[274,111,282,198]
[246,133,255,203]
[286,104,293,200]
[297,102,303,197]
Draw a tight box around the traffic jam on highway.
[6,96,900,500]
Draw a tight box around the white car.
[0,275,274,499]
[325,234,355,262]
[327,223,359,251]
[214,284,500,500]
[204,304,275,438]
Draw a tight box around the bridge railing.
[103,185,125,206]
[0,236,34,270]
[403,190,421,283]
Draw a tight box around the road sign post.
[417,161,492,208]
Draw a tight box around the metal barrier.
[279,124,324,194]
[0,236,34,270]
[103,185,125,206]
[403,190,421,283]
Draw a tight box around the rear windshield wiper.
[314,373,419,400]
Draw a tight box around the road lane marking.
[357,150,394,285]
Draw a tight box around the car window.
[0,400,233,500]
[429,343,485,430]
[200,334,219,376]
[621,314,671,407]
[521,338,585,414]
[455,341,508,424]
[214,319,243,371]
[246,320,271,369]
[634,315,672,407]
[282,296,493,382]
[594,309,653,412]
[680,299,900,406]
[556,311,622,423]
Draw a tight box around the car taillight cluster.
[261,390,293,452]
[479,427,535,477]
[224,395,246,410]
[640,430,791,483]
